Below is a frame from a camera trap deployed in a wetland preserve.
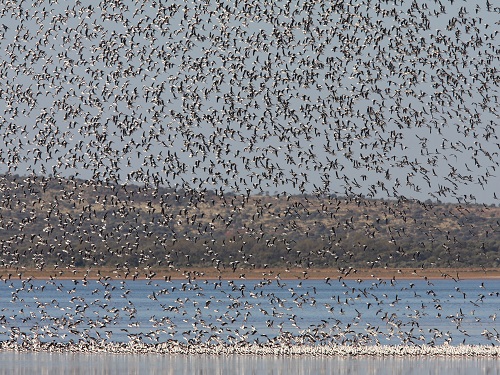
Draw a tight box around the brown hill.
[0,174,498,275]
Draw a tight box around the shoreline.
[0,340,498,357]
[2,266,498,281]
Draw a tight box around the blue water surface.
[0,277,497,346]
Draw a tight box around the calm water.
[0,351,498,375]
[0,278,499,373]
[0,278,497,346]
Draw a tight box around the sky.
[0,0,498,204]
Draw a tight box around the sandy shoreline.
[1,340,499,357]
[2,266,498,281]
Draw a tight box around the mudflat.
[2,266,498,281]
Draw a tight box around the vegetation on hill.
[0,174,498,274]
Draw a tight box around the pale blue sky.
[0,0,498,204]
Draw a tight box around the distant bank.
[2,266,498,281]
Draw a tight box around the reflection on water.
[0,352,497,375]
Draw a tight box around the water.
[0,351,497,375]
[0,277,499,373]
[0,277,498,346]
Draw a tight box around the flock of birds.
[0,0,498,355]
[0,274,499,356]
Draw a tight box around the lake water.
[0,278,498,373]
[0,277,497,346]
[0,351,498,375]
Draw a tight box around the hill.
[0,174,498,275]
